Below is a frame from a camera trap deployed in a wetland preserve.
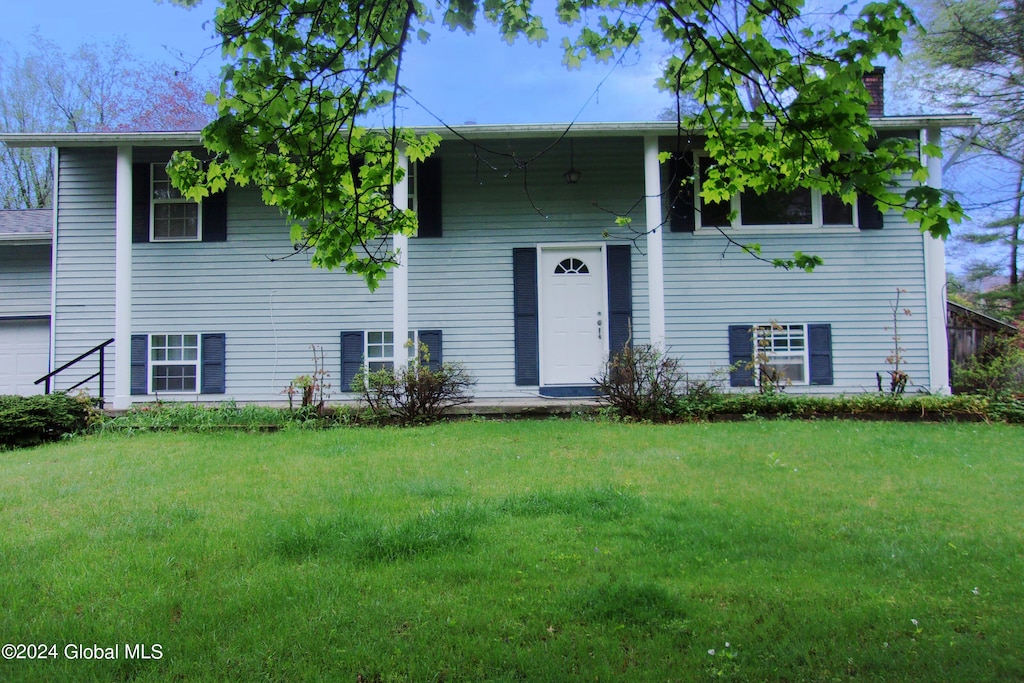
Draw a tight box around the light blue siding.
[662,200,932,393]
[47,131,939,402]
[132,183,394,400]
[51,148,116,394]
[408,136,648,397]
[0,244,51,317]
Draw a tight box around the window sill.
[694,225,859,236]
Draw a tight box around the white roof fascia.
[0,116,981,148]
[0,132,202,148]
[0,233,51,245]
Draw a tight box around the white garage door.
[0,319,51,396]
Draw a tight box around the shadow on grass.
[570,579,688,626]
[497,486,644,521]
[266,505,485,563]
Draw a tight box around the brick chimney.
[863,67,885,117]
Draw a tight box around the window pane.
[822,194,854,225]
[153,365,197,392]
[741,187,813,225]
[698,158,731,227]
[765,358,805,383]
[153,202,199,240]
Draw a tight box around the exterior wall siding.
[662,193,932,394]
[52,147,116,394]
[47,131,938,402]
[132,186,393,401]
[0,244,51,317]
[408,136,648,397]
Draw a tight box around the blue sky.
[3,0,996,274]
[4,0,673,126]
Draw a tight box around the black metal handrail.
[35,338,114,402]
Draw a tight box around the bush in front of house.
[696,392,993,422]
[594,345,1017,423]
[0,393,94,448]
[354,343,476,425]
[953,332,1024,398]
[594,344,685,423]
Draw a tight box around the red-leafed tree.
[0,34,215,208]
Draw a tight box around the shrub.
[952,333,1024,398]
[97,401,361,433]
[595,344,682,422]
[354,343,475,425]
[674,372,727,421]
[0,393,94,448]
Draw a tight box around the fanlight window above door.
[554,257,590,274]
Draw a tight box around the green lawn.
[1,420,1021,682]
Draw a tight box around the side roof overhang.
[0,116,981,148]
[0,209,53,245]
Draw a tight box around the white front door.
[539,246,607,385]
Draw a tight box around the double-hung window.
[753,323,809,386]
[150,333,200,392]
[340,329,442,390]
[131,333,226,396]
[151,163,201,241]
[366,330,420,372]
[728,323,833,388]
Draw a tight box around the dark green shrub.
[595,344,683,422]
[0,393,93,448]
[952,333,1024,398]
[354,344,475,425]
[674,373,727,420]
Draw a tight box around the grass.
[0,420,1021,681]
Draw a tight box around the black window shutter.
[132,163,151,243]
[340,331,365,392]
[202,191,228,242]
[728,325,755,387]
[858,194,884,230]
[130,334,148,395]
[418,329,443,372]
[606,245,632,356]
[513,248,539,385]
[808,324,834,385]
[416,157,443,238]
[200,333,227,394]
[668,151,695,233]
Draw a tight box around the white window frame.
[753,323,810,387]
[149,333,200,394]
[150,162,202,242]
[692,153,858,233]
[364,329,419,373]
[407,161,418,216]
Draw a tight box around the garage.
[0,318,51,396]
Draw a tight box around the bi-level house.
[0,110,975,406]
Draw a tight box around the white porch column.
[113,146,133,409]
[393,148,410,369]
[643,136,667,347]
[922,127,950,394]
